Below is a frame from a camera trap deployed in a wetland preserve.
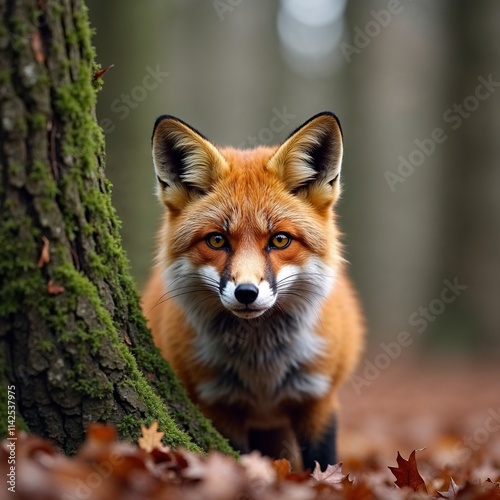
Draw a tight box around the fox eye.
[206,233,228,250]
[269,233,292,249]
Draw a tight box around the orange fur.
[142,112,364,469]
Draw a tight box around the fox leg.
[290,393,339,470]
[298,414,337,471]
[248,426,302,468]
[229,438,250,454]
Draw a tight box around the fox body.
[142,112,364,470]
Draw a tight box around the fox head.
[151,112,344,322]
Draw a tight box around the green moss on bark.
[0,0,234,457]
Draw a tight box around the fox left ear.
[267,112,343,210]
[151,115,229,211]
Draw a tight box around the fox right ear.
[268,112,343,211]
[152,115,228,210]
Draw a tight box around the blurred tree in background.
[87,0,500,354]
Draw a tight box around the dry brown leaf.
[94,64,115,81]
[37,236,50,268]
[180,450,207,479]
[285,470,314,483]
[311,461,345,486]
[455,480,500,498]
[342,475,376,500]
[239,450,276,486]
[273,458,292,480]
[47,280,65,295]
[389,450,428,494]
[31,30,45,63]
[138,421,164,453]
[17,432,55,459]
[437,477,460,499]
[193,452,245,500]
[86,423,117,444]
[3,414,500,500]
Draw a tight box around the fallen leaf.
[94,64,115,81]
[31,30,45,63]
[437,477,461,499]
[37,236,50,268]
[285,470,314,483]
[138,421,164,453]
[273,458,292,480]
[455,480,500,498]
[311,461,345,486]
[239,450,276,486]
[47,280,64,295]
[342,475,376,500]
[191,452,245,500]
[86,423,117,444]
[180,451,206,479]
[389,450,428,493]
[342,474,354,487]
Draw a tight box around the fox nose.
[234,283,259,305]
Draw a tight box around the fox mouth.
[228,306,269,319]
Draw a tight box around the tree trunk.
[0,0,234,456]
[432,0,500,351]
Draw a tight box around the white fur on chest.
[194,308,331,410]
[163,257,335,410]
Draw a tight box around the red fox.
[142,112,364,470]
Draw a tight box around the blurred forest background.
[86,0,500,357]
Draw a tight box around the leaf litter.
[2,423,498,499]
[2,359,499,499]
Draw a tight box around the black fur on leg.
[230,439,249,455]
[299,414,337,471]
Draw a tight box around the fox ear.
[268,112,343,209]
[152,115,228,210]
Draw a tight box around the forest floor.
[338,355,500,490]
[5,355,500,499]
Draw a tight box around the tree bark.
[0,0,234,456]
